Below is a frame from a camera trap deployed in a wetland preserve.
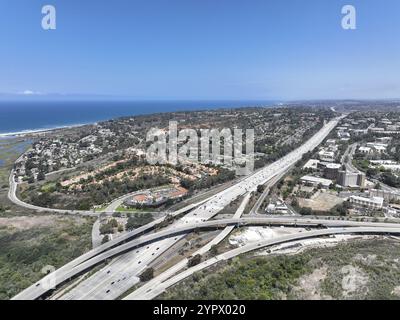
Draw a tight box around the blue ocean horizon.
[0,100,278,135]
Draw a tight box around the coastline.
[0,123,93,138]
[0,100,278,139]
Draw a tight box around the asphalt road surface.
[125,226,400,300]
[14,117,344,300]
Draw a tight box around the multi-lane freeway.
[12,198,207,300]
[59,193,253,300]
[15,215,400,300]
[13,116,358,300]
[124,226,400,300]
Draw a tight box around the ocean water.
[0,137,32,167]
[0,100,276,135]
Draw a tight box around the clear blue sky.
[1,0,399,100]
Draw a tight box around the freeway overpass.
[14,116,344,300]
[13,214,400,300]
[125,226,400,300]
[54,116,347,300]
[12,197,208,300]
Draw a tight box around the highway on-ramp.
[13,213,400,300]
[124,226,400,300]
[13,116,344,300]
[12,198,207,300]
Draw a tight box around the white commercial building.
[349,195,384,209]
[300,175,333,188]
[318,150,335,162]
[359,146,372,154]
[366,142,388,153]
[303,159,320,169]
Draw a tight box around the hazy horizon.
[1,0,400,101]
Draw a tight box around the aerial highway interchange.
[12,115,400,301]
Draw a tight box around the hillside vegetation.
[161,239,400,300]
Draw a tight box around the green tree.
[126,213,154,230]
[188,254,202,267]
[101,235,110,244]
[299,207,313,215]
[37,172,46,181]
[109,219,118,228]
[100,223,113,235]
[139,268,154,282]
[210,245,219,256]
[257,185,265,193]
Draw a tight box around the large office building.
[338,170,366,188]
[323,163,342,180]
[319,163,365,188]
